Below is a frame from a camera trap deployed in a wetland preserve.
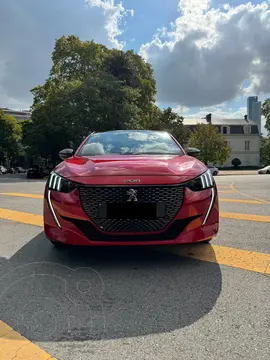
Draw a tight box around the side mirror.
[186,147,200,158]
[59,148,74,160]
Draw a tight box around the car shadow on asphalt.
[0,232,222,342]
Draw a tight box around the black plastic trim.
[62,215,201,242]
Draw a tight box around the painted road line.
[219,198,263,204]
[220,211,270,223]
[0,320,56,360]
[229,184,270,204]
[1,192,264,205]
[218,190,236,194]
[0,192,43,199]
[1,208,270,228]
[159,244,270,275]
[0,209,43,227]
[0,208,270,274]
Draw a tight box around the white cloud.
[86,0,133,49]
[140,0,270,107]
[0,0,132,109]
[183,106,248,120]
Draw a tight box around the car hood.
[54,155,207,184]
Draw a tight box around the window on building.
[222,126,229,134]
[245,140,250,151]
[244,126,251,134]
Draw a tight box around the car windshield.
[78,131,183,156]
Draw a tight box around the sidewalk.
[218,170,258,175]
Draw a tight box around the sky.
[0,0,269,135]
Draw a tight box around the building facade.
[247,96,261,134]
[1,107,31,121]
[184,117,261,167]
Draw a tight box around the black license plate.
[99,202,166,220]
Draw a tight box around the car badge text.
[126,189,138,202]
[124,179,140,183]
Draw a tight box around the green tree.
[262,99,270,136]
[50,35,107,83]
[49,36,156,113]
[146,107,190,146]
[231,158,241,168]
[260,138,270,165]
[26,74,142,163]
[188,123,231,165]
[25,35,157,162]
[103,49,156,114]
[0,110,22,164]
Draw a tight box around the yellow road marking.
[0,209,43,227]
[229,184,270,204]
[218,190,235,194]
[220,211,270,223]
[0,208,269,275]
[0,192,43,199]
[0,208,270,228]
[1,192,265,206]
[219,198,263,204]
[2,190,240,198]
[0,320,56,360]
[159,244,270,275]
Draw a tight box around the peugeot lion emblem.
[126,189,138,202]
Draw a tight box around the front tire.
[49,239,66,248]
[201,238,212,244]
[213,171,218,176]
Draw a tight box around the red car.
[44,130,219,247]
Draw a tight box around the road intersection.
[0,174,269,360]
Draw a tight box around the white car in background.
[0,165,7,175]
[258,165,270,174]
[207,165,219,176]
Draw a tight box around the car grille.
[78,185,185,233]
[63,216,200,242]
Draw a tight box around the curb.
[218,172,258,176]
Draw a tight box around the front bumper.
[43,185,219,246]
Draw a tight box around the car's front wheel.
[201,238,212,244]
[49,239,66,248]
[213,171,218,176]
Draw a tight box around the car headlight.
[187,169,214,191]
[47,172,75,193]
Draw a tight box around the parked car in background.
[15,167,26,173]
[27,165,44,179]
[258,165,270,174]
[43,167,53,177]
[207,165,219,176]
[0,166,7,175]
[6,167,16,174]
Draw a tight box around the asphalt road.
[0,174,269,360]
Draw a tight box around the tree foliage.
[0,110,22,163]
[188,123,231,165]
[262,99,270,136]
[260,138,270,165]
[23,35,190,163]
[231,158,241,168]
[24,36,159,162]
[146,106,190,146]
